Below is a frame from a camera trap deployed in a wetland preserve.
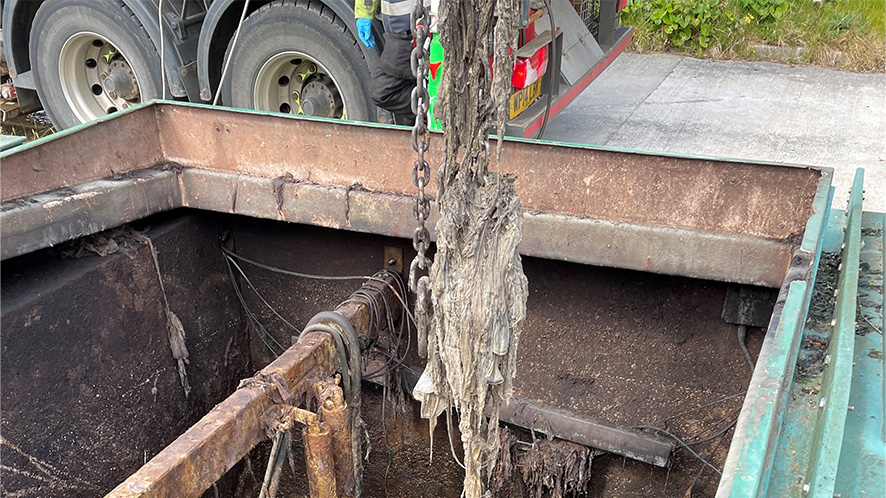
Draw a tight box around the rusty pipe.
[321,388,356,497]
[258,431,284,498]
[303,422,338,498]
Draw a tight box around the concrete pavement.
[545,53,886,212]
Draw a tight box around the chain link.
[409,1,432,292]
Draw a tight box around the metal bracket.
[384,246,404,275]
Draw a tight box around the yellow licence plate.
[509,79,542,119]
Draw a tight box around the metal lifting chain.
[408,1,432,294]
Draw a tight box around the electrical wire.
[158,0,166,99]
[686,416,738,447]
[221,246,418,325]
[632,426,722,475]
[687,427,730,492]
[213,0,251,105]
[738,324,755,371]
[536,0,555,140]
[221,245,413,498]
[224,256,287,356]
[222,246,414,382]
[227,255,301,334]
[660,391,746,424]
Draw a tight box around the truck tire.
[30,0,163,130]
[221,0,375,121]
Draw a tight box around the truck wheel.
[30,0,162,129]
[222,0,375,121]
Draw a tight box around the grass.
[621,0,886,72]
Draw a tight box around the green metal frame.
[0,134,27,152]
[805,170,864,497]
[833,209,885,498]
[727,169,886,497]
[721,165,833,498]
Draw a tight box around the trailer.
[1,102,883,497]
[1,0,631,137]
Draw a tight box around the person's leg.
[371,77,415,124]
[370,33,417,124]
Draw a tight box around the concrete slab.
[542,53,683,145]
[548,54,886,212]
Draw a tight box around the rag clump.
[412,0,528,497]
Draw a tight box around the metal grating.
[570,0,601,37]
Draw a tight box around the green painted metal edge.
[721,165,831,498]
[0,99,154,158]
[802,171,836,254]
[833,211,885,498]
[729,280,810,498]
[0,134,27,152]
[806,169,864,498]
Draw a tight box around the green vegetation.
[621,0,885,72]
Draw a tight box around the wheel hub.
[299,75,339,117]
[102,60,139,100]
[253,52,345,119]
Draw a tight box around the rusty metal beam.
[106,274,401,498]
[105,332,335,498]
[497,396,675,468]
[1,166,795,286]
[1,102,824,239]
[0,102,831,286]
[0,169,182,260]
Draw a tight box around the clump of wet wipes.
[412,0,528,496]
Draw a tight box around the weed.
[621,0,885,72]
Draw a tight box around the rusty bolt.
[388,257,398,266]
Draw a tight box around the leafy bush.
[622,0,733,53]
[738,0,789,22]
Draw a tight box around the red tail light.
[617,0,628,11]
[512,46,548,89]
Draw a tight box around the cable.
[224,256,287,356]
[536,0,555,140]
[738,325,754,371]
[632,426,722,475]
[213,0,251,105]
[221,246,418,325]
[158,0,166,99]
[227,255,301,335]
[223,246,415,382]
[222,245,384,281]
[660,391,746,423]
[687,426,730,492]
[686,416,738,447]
